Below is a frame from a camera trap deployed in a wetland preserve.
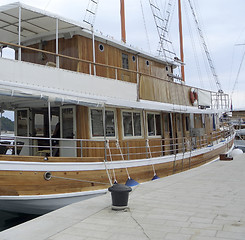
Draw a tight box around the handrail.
[0,40,230,100]
[0,128,234,158]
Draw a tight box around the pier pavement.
[1,154,245,240]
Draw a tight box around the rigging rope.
[140,0,151,53]
[187,0,222,92]
[231,48,245,98]
[183,0,204,89]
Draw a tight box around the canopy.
[0,2,91,44]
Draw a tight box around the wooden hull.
[0,136,234,214]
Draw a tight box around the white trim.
[0,135,234,172]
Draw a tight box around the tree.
[0,117,14,131]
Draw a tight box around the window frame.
[146,112,162,138]
[89,108,117,139]
[121,110,143,139]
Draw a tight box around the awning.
[0,2,91,44]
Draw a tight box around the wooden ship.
[0,1,234,214]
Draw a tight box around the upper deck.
[0,2,229,113]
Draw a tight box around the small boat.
[0,1,234,214]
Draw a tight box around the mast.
[120,0,126,43]
[178,0,185,82]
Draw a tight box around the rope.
[140,0,151,53]
[231,48,245,98]
[106,140,117,183]
[116,140,130,179]
[146,139,157,176]
[50,175,110,185]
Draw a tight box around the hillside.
[1,117,14,131]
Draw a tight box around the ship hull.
[0,136,234,214]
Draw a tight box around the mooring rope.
[116,139,130,179]
[146,139,157,176]
[106,140,117,183]
[50,174,109,185]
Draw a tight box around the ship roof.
[0,2,175,66]
[0,2,91,43]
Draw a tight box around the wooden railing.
[0,41,230,108]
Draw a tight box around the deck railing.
[0,127,234,160]
[0,40,229,109]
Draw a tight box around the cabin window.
[34,113,45,137]
[166,66,169,71]
[17,110,28,136]
[99,44,104,52]
[90,109,116,137]
[122,53,129,69]
[146,60,150,66]
[147,113,161,136]
[122,111,142,137]
[132,55,136,62]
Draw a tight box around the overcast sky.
[1,0,245,110]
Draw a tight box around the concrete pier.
[1,154,245,240]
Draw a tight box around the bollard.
[108,184,132,210]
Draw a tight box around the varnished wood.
[0,139,233,196]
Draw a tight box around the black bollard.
[108,184,132,210]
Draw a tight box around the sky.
[1,0,245,111]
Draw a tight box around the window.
[132,55,136,62]
[122,53,129,69]
[122,111,142,137]
[90,109,115,137]
[146,60,150,66]
[17,110,28,136]
[147,113,161,136]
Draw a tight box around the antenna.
[83,0,99,27]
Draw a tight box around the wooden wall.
[139,75,192,106]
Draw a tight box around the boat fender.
[125,177,139,187]
[230,148,243,157]
[152,174,160,180]
[190,88,198,106]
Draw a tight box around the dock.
[1,154,245,240]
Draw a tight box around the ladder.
[83,0,99,26]
[149,0,176,60]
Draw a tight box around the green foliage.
[0,117,14,131]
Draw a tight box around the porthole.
[146,60,150,66]
[132,55,136,62]
[166,66,169,71]
[99,44,104,52]
[44,171,52,181]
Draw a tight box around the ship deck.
[1,153,245,239]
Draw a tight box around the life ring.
[190,88,198,106]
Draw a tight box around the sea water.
[0,210,39,231]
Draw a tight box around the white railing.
[0,127,234,159]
